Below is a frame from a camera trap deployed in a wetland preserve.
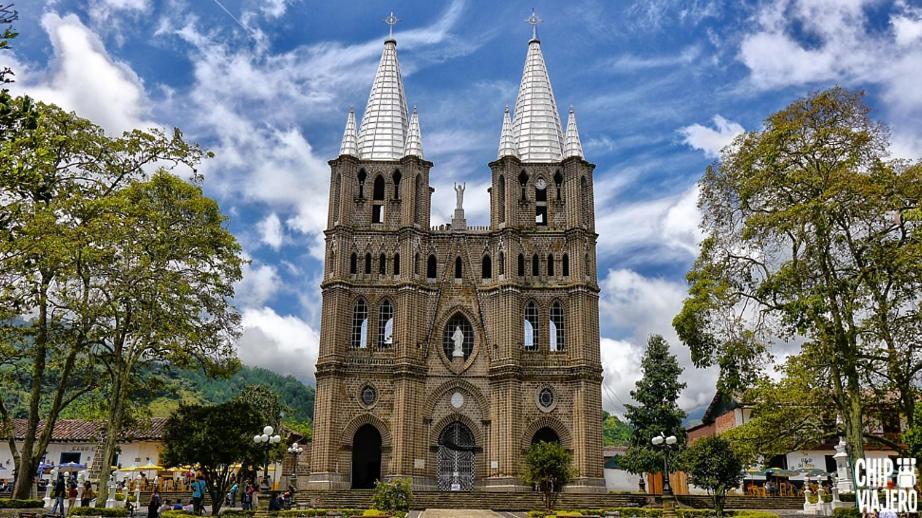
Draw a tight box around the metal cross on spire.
[384,11,399,39]
[526,8,542,40]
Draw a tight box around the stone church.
[307,17,604,493]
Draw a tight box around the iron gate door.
[437,421,475,491]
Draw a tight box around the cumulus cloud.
[9,13,155,135]
[737,0,922,158]
[599,268,718,416]
[258,213,284,250]
[679,115,744,159]
[236,262,282,308]
[238,307,319,384]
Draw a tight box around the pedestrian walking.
[190,475,206,515]
[81,481,95,507]
[51,475,66,515]
[148,489,162,518]
[229,481,238,507]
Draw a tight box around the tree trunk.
[12,273,50,500]
[96,367,129,506]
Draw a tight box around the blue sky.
[6,0,922,415]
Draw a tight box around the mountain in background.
[602,411,632,447]
[682,404,707,428]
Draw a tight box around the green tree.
[620,335,687,477]
[89,171,243,504]
[680,436,743,518]
[0,99,204,498]
[673,88,922,464]
[904,402,922,464]
[371,478,413,513]
[602,411,632,447]
[161,400,263,515]
[522,441,574,512]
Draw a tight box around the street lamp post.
[286,443,303,491]
[253,426,281,492]
[652,433,678,517]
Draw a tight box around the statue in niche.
[454,182,466,211]
[451,326,465,358]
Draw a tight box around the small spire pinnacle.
[564,106,584,159]
[405,106,424,158]
[498,105,518,159]
[526,8,542,41]
[384,11,399,40]
[339,108,358,157]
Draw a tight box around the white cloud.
[679,115,744,159]
[737,0,922,158]
[236,262,281,308]
[258,212,284,250]
[599,268,718,416]
[595,185,702,260]
[238,307,319,384]
[9,13,155,135]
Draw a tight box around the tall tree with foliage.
[0,95,208,498]
[88,171,243,505]
[620,335,687,480]
[161,401,264,516]
[673,88,922,464]
[905,402,922,464]
[681,436,743,518]
[523,441,574,512]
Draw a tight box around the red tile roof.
[7,418,167,442]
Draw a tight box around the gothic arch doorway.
[531,426,560,445]
[351,424,382,489]
[437,421,475,491]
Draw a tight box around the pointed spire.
[339,108,358,157]
[404,106,423,158]
[564,107,584,159]
[498,105,518,159]
[357,38,409,160]
[511,20,564,162]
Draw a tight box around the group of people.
[49,475,96,515]
[143,476,281,517]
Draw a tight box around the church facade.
[307,19,605,493]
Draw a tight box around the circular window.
[451,392,465,409]
[360,385,377,407]
[443,313,474,361]
[538,387,555,411]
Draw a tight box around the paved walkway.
[419,510,505,518]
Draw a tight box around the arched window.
[352,298,368,348]
[532,254,539,277]
[518,170,528,200]
[497,175,506,223]
[414,175,423,224]
[535,180,548,225]
[547,254,554,276]
[393,170,402,199]
[498,252,505,276]
[328,249,335,276]
[585,253,591,276]
[443,313,474,361]
[414,252,420,275]
[454,257,462,279]
[550,301,565,352]
[580,176,588,225]
[378,299,394,348]
[331,173,341,224]
[518,254,525,277]
[393,254,400,275]
[350,252,358,274]
[357,169,367,198]
[427,254,437,279]
[554,170,563,201]
[524,301,538,351]
[481,255,492,279]
[364,253,372,274]
[562,253,570,277]
[373,175,385,200]
[378,253,386,275]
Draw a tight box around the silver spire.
[564,106,584,159]
[511,15,564,163]
[498,105,518,159]
[404,106,424,158]
[357,37,410,160]
[339,108,358,157]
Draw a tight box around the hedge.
[161,511,195,518]
[832,508,861,518]
[527,510,781,518]
[68,507,129,517]
[0,499,44,509]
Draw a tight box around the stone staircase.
[294,491,805,512]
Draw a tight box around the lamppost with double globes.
[652,432,678,517]
[286,443,304,491]
[253,426,281,491]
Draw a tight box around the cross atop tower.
[526,8,542,41]
[384,11,399,39]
